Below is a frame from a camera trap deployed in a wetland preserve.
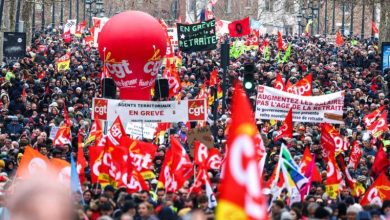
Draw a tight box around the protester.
[0,15,389,220]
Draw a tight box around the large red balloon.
[98,11,167,100]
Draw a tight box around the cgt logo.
[94,99,108,120]
[188,100,205,121]
[258,86,264,93]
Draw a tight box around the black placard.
[3,32,26,63]
[177,19,217,53]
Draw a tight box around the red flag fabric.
[89,146,104,183]
[228,17,251,37]
[206,148,222,170]
[371,144,390,177]
[367,111,388,138]
[300,147,322,183]
[75,20,87,35]
[21,86,26,100]
[348,141,362,170]
[335,31,344,47]
[286,73,313,96]
[77,129,87,184]
[363,106,385,127]
[372,21,379,34]
[274,73,285,91]
[163,60,181,98]
[216,82,267,220]
[63,30,72,43]
[107,116,132,147]
[320,123,347,158]
[325,156,342,199]
[159,136,193,192]
[63,104,70,126]
[337,154,366,197]
[274,108,293,142]
[194,141,209,166]
[53,123,72,147]
[85,120,103,146]
[16,147,51,179]
[360,172,390,206]
[277,31,284,50]
[128,140,157,172]
[209,69,218,87]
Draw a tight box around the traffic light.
[243,63,256,93]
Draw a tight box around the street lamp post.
[341,1,345,35]
[15,0,21,32]
[331,0,335,33]
[297,14,302,35]
[83,0,86,21]
[0,0,3,31]
[60,0,64,25]
[324,0,328,35]
[41,3,45,30]
[32,3,35,34]
[69,0,72,19]
[371,3,375,38]
[361,0,365,39]
[86,0,104,26]
[52,1,55,28]
[76,0,79,23]
[316,3,320,34]
[350,2,354,36]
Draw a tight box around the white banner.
[92,98,207,123]
[92,17,109,48]
[64,19,77,34]
[125,122,157,140]
[167,28,178,49]
[255,86,345,124]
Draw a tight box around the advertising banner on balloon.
[177,19,217,52]
[98,11,167,100]
[92,98,207,123]
[255,86,345,124]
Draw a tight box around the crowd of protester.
[0,25,389,220]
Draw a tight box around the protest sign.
[255,86,344,124]
[92,98,207,123]
[187,126,214,156]
[49,126,60,140]
[3,32,26,63]
[125,122,157,140]
[167,28,178,49]
[177,19,217,52]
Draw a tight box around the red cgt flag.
[367,111,388,138]
[360,172,390,206]
[209,69,218,87]
[277,31,285,50]
[286,73,313,96]
[216,82,267,220]
[274,73,285,91]
[274,108,293,142]
[300,147,322,183]
[363,105,385,127]
[63,30,72,43]
[372,21,379,34]
[371,143,390,177]
[335,31,344,47]
[77,129,88,184]
[228,17,251,37]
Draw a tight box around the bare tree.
[9,0,16,31]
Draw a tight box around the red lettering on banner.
[140,111,164,116]
[129,110,138,115]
